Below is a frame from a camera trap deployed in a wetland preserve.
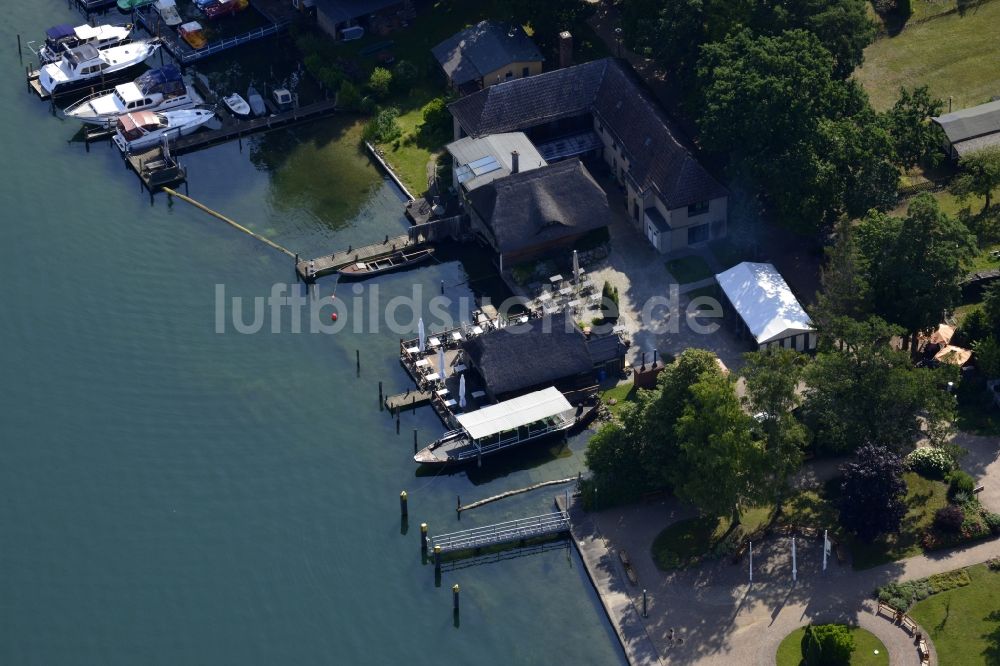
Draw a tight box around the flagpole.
[823,529,828,572]
[792,537,797,582]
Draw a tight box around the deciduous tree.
[803,317,956,453]
[838,444,908,542]
[882,86,945,169]
[856,194,975,348]
[672,370,766,522]
[951,145,1000,212]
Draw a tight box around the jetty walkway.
[429,510,570,556]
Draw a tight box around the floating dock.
[429,510,571,556]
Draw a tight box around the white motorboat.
[38,40,159,96]
[112,108,215,153]
[154,0,183,26]
[222,93,251,117]
[63,65,202,126]
[246,85,265,116]
[33,23,133,65]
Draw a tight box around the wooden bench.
[900,615,917,634]
[918,638,930,664]
[618,549,639,586]
[876,601,899,620]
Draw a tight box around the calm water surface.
[0,3,625,664]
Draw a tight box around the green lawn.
[910,564,1000,666]
[778,474,949,570]
[666,255,714,284]
[855,0,1000,111]
[312,0,608,194]
[651,506,772,570]
[776,626,889,666]
[851,472,950,569]
[600,381,638,417]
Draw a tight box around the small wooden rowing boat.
[338,247,434,280]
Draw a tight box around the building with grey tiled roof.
[448,58,728,254]
[432,20,544,95]
[932,99,1000,160]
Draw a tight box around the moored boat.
[338,247,435,280]
[413,387,576,466]
[202,0,248,19]
[222,93,251,117]
[246,85,266,116]
[117,0,155,13]
[63,65,202,126]
[38,40,159,97]
[178,22,207,50]
[154,0,183,26]
[33,23,133,65]
[112,108,215,153]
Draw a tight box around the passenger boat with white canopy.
[414,387,576,465]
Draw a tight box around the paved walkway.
[571,434,999,665]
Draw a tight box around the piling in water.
[452,584,460,612]
[420,522,428,553]
[399,490,408,517]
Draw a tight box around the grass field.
[850,472,949,569]
[855,0,1000,111]
[651,506,771,570]
[600,381,638,417]
[910,564,1000,665]
[776,626,889,666]
[666,255,714,284]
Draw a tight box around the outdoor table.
[568,299,583,309]
[444,399,457,407]
[427,336,441,348]
[518,315,529,323]
[549,274,563,284]
[558,286,573,296]
[471,325,484,335]
[425,373,440,382]
[538,292,553,301]
[415,358,429,368]
[471,390,487,399]
[453,363,467,372]
[450,331,462,342]
[436,388,449,396]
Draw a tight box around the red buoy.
[330,312,339,321]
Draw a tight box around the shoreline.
[556,494,665,666]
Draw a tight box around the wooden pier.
[384,390,433,412]
[134,4,294,65]
[126,146,186,190]
[169,98,340,155]
[429,510,571,555]
[296,233,415,280]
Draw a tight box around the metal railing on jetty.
[134,6,292,65]
[430,510,571,555]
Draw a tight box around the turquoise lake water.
[0,4,625,664]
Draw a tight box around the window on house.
[687,223,710,245]
[505,71,513,79]
[687,200,710,217]
[521,67,529,77]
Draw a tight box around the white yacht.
[112,108,215,153]
[35,23,133,65]
[38,40,159,96]
[63,65,202,126]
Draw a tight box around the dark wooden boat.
[338,247,434,280]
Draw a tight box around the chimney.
[653,350,658,366]
[511,150,519,174]
[558,31,573,69]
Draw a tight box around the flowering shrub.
[905,447,954,479]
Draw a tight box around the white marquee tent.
[715,262,816,351]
